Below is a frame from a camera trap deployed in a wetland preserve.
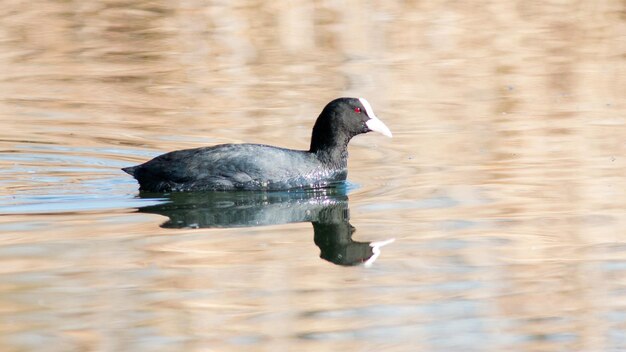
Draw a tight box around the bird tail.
[122,166,138,176]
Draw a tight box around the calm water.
[1,1,625,351]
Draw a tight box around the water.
[1,1,625,351]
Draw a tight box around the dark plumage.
[123,97,392,192]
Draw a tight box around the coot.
[123,97,392,192]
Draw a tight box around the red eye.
[354,107,361,113]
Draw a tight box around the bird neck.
[309,132,351,168]
[309,112,353,167]
[313,145,349,168]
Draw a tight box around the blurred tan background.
[0,1,625,351]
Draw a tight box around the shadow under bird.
[122,97,392,192]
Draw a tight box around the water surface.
[1,1,625,351]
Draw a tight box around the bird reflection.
[136,188,393,266]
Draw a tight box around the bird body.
[123,97,391,192]
[123,143,346,192]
